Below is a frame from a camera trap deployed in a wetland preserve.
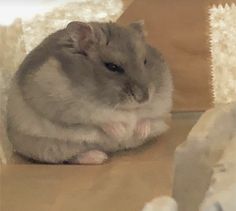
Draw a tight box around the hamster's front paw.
[101,122,128,140]
[134,119,151,139]
[148,119,169,138]
[69,150,108,165]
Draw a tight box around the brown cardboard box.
[1,114,199,211]
[118,0,214,111]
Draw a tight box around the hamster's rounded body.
[7,21,172,164]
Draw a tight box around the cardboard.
[118,0,214,111]
[1,114,199,211]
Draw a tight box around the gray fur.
[7,21,173,163]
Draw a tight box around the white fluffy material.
[20,0,123,52]
[209,4,236,105]
[200,137,236,211]
[142,196,178,211]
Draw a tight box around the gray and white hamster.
[7,21,173,164]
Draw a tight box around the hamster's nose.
[131,85,149,103]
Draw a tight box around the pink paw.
[101,122,127,139]
[134,119,151,139]
[69,150,108,165]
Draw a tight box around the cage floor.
[0,112,200,211]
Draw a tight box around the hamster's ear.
[129,20,147,37]
[66,21,95,51]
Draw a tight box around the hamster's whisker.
[128,96,134,103]
[113,103,121,110]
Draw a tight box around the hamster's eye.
[144,58,147,65]
[104,62,125,74]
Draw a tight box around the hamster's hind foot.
[69,150,108,165]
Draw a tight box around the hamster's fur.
[7,21,173,164]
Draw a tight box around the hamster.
[6,21,173,164]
